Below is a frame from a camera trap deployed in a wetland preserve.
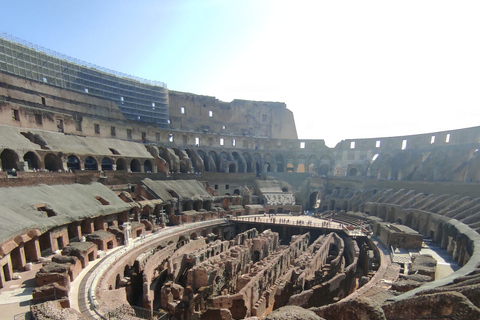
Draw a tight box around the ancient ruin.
[0,34,480,320]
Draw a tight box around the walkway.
[231,214,368,237]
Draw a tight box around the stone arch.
[264,153,273,172]
[228,163,236,173]
[177,235,187,248]
[185,148,203,173]
[203,200,212,211]
[329,199,336,211]
[130,159,141,172]
[209,151,220,172]
[197,150,210,172]
[67,155,81,170]
[193,200,202,211]
[285,154,295,173]
[232,152,245,173]
[309,192,319,210]
[157,146,172,170]
[84,156,98,171]
[242,152,253,173]
[307,154,317,173]
[275,154,284,172]
[183,201,193,211]
[318,164,329,176]
[254,153,262,176]
[1,148,19,171]
[116,158,127,171]
[23,151,40,170]
[101,157,113,171]
[219,151,230,172]
[296,154,306,173]
[144,160,153,173]
[44,153,63,171]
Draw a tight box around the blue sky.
[1,1,480,147]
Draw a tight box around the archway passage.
[23,151,40,170]
[130,159,141,172]
[1,149,19,171]
[116,158,127,171]
[101,157,113,171]
[67,155,81,170]
[144,160,153,173]
[44,153,62,172]
[309,192,319,210]
[84,156,98,171]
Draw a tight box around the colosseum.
[1,34,480,320]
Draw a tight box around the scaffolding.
[0,32,169,127]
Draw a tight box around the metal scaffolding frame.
[0,33,169,127]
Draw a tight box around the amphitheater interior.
[1,35,480,320]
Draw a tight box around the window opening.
[402,139,407,150]
[12,109,19,121]
[350,141,355,149]
[431,136,435,144]
[376,140,381,148]
[446,133,450,143]
[94,124,100,134]
[300,141,305,149]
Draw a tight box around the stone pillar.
[11,245,26,271]
[123,222,132,246]
[0,255,13,282]
[75,222,82,240]
[25,237,41,263]
[82,219,95,234]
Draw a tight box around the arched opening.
[264,163,271,172]
[44,153,62,172]
[309,192,319,210]
[67,155,81,170]
[130,159,141,172]
[256,162,262,176]
[232,152,245,172]
[116,158,127,171]
[84,156,98,171]
[275,154,284,172]
[101,157,113,171]
[228,163,236,173]
[317,164,329,176]
[348,168,358,176]
[144,160,153,173]
[1,149,19,171]
[183,201,193,211]
[23,151,40,170]
[193,200,202,211]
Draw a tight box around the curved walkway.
[73,219,229,319]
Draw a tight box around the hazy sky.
[1,1,479,147]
